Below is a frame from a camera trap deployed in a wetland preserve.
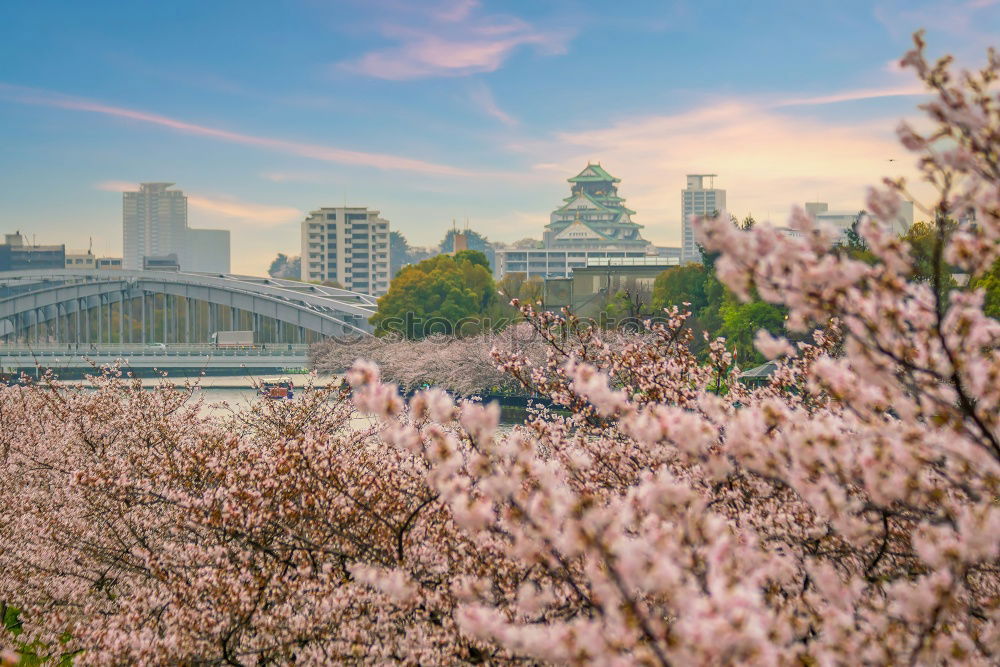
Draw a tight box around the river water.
[126,374,532,424]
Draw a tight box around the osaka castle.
[544,163,651,250]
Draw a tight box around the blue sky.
[1,0,998,274]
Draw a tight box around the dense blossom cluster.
[310,324,660,398]
[311,328,536,396]
[2,34,999,664]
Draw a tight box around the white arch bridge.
[0,269,377,347]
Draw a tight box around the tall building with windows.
[300,207,390,295]
[122,182,230,273]
[681,174,726,264]
[123,183,187,270]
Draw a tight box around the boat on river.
[259,377,294,400]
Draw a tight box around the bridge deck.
[0,344,312,371]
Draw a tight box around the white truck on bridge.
[211,330,254,348]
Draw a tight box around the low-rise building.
[805,201,913,237]
[534,256,680,318]
[655,246,682,262]
[143,254,181,271]
[66,249,96,269]
[0,232,65,271]
[493,247,653,281]
[568,257,679,318]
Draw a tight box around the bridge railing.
[0,344,311,357]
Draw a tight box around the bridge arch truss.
[0,270,377,345]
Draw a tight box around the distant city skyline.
[122,182,230,273]
[1,1,998,274]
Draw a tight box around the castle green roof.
[568,163,620,184]
[554,191,618,215]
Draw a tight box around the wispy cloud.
[433,0,478,22]
[96,180,139,193]
[468,81,517,125]
[774,84,925,108]
[96,181,301,227]
[874,0,1000,48]
[1,83,473,176]
[186,195,301,227]
[339,0,571,80]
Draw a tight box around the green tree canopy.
[971,257,1000,319]
[719,297,787,366]
[454,249,490,270]
[651,264,709,314]
[370,253,501,339]
[267,253,301,279]
[902,219,960,282]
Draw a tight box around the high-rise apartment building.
[123,183,187,270]
[122,182,230,273]
[681,174,726,264]
[300,207,390,295]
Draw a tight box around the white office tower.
[681,174,726,264]
[122,183,231,273]
[300,207,390,295]
[123,183,186,270]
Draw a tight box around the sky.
[1,0,998,275]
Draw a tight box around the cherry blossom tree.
[1,33,998,665]
[345,34,1000,664]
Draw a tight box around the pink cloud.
[95,180,136,193]
[775,84,926,107]
[339,4,570,80]
[1,83,471,176]
[186,195,301,227]
[468,81,517,126]
[96,181,301,228]
[433,0,479,22]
